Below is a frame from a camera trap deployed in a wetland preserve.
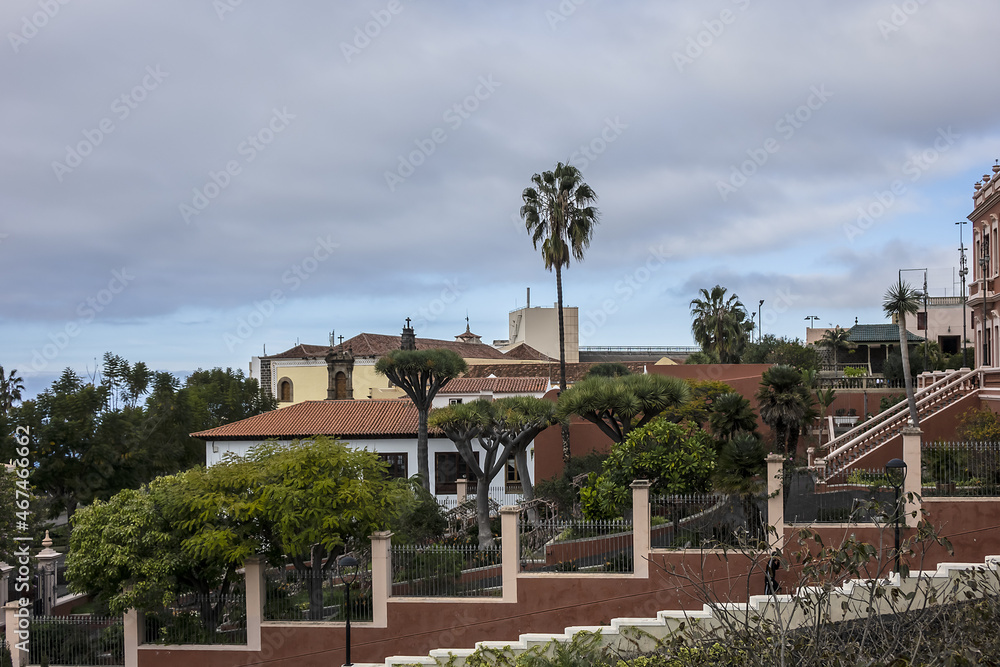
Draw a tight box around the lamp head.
[885,458,907,487]
[337,554,360,584]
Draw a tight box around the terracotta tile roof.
[265,333,507,360]
[502,343,556,361]
[190,399,436,440]
[265,343,332,359]
[464,361,648,384]
[440,377,550,394]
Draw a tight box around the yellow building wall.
[274,365,329,405]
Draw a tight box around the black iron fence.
[28,615,124,665]
[391,543,501,597]
[519,517,633,573]
[650,493,766,548]
[263,563,374,622]
[786,468,898,524]
[923,441,1000,497]
[143,592,247,645]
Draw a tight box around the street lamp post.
[885,458,907,575]
[805,315,819,328]
[338,555,360,666]
[750,312,756,344]
[958,221,969,367]
[758,300,764,343]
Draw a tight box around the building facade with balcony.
[968,160,1000,368]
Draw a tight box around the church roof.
[502,343,556,361]
[265,332,507,361]
[191,399,434,440]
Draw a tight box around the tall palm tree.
[690,285,749,363]
[883,279,922,427]
[521,162,599,465]
[0,366,25,415]
[707,392,758,443]
[817,326,856,370]
[755,364,811,457]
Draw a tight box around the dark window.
[939,335,960,355]
[435,452,478,494]
[505,458,524,492]
[335,372,348,400]
[278,378,292,402]
[449,398,463,405]
[916,312,927,331]
[378,453,408,479]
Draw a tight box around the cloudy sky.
[3,0,998,398]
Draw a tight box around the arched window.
[278,378,293,402]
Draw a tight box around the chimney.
[401,317,416,350]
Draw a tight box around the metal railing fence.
[786,468,898,524]
[28,615,124,665]
[391,543,501,597]
[519,517,633,573]
[263,564,374,622]
[649,493,766,549]
[923,441,1000,497]
[143,592,247,645]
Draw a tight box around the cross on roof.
[405,317,411,328]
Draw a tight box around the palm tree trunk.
[898,315,920,427]
[555,263,571,465]
[417,408,430,491]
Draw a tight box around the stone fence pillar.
[500,507,519,603]
[630,480,651,578]
[35,532,59,616]
[456,478,468,504]
[4,602,28,667]
[370,531,392,627]
[901,426,922,525]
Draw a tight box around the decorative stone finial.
[42,531,52,548]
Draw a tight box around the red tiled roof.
[464,361,648,384]
[440,377,549,394]
[190,399,435,440]
[266,333,507,360]
[502,343,556,361]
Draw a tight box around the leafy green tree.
[521,162,600,465]
[683,350,720,365]
[690,285,751,363]
[741,334,819,370]
[183,367,276,432]
[580,417,716,520]
[178,438,406,619]
[375,348,468,490]
[707,392,758,443]
[956,407,1000,441]
[0,465,21,564]
[556,373,691,444]
[661,380,735,428]
[756,364,812,457]
[883,279,922,427]
[585,363,632,378]
[67,474,235,620]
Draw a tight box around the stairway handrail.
[821,367,979,467]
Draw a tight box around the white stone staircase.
[362,556,1000,666]
[816,368,980,482]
